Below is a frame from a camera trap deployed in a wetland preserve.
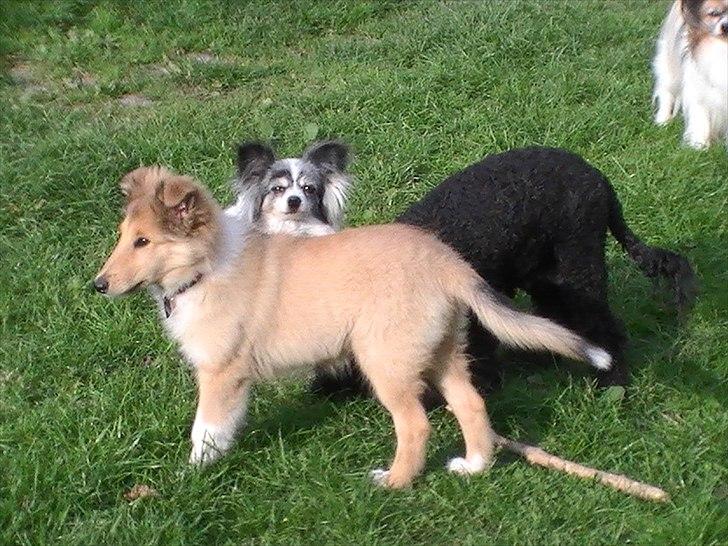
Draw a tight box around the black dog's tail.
[607,187,696,310]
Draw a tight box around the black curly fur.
[310,147,696,400]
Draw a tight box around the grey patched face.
[233,140,351,231]
[260,158,328,223]
[687,0,728,37]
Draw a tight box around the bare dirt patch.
[188,51,218,64]
[118,93,153,107]
[62,70,98,89]
[9,63,35,83]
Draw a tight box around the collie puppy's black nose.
[287,195,301,211]
[93,276,109,294]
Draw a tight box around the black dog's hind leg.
[532,287,629,387]
[527,247,629,387]
[309,361,371,400]
[465,317,504,394]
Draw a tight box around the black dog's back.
[398,147,616,295]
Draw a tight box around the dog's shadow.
[235,384,351,454]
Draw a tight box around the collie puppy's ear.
[304,140,353,230]
[120,166,172,203]
[235,142,275,187]
[154,176,212,236]
[302,140,350,172]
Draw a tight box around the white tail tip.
[587,347,612,370]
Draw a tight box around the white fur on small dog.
[322,172,351,231]
[260,215,335,237]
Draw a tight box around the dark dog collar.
[163,273,203,318]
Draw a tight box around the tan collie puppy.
[94,166,611,489]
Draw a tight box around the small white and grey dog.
[652,0,728,149]
[226,140,352,236]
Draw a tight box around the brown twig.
[494,433,670,503]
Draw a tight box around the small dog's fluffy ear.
[302,140,350,172]
[236,142,275,186]
[681,0,710,29]
[120,166,173,203]
[154,176,212,235]
[304,140,353,230]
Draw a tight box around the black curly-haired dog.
[311,147,695,398]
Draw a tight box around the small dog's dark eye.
[272,186,286,194]
[302,185,315,194]
[134,237,150,248]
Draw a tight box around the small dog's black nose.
[722,20,728,34]
[287,196,302,211]
[93,276,109,294]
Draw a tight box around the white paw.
[189,416,236,466]
[654,109,675,126]
[369,468,391,486]
[446,455,487,475]
[685,136,709,149]
[188,440,223,466]
[653,93,676,125]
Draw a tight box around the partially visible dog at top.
[653,0,728,149]
[225,140,352,236]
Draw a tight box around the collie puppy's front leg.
[189,365,252,465]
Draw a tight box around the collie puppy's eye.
[134,237,150,248]
[272,186,286,195]
[302,185,315,195]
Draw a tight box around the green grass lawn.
[1,0,727,543]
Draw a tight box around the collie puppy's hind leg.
[433,350,495,476]
[359,353,431,489]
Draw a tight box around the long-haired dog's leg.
[653,3,683,125]
[682,65,714,148]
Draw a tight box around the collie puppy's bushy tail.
[455,276,612,370]
[607,187,697,311]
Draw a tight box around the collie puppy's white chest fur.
[163,290,225,365]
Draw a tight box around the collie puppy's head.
[94,166,221,297]
[682,0,728,40]
[232,140,351,230]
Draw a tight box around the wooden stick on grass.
[494,433,670,503]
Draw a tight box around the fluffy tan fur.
[96,167,613,489]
